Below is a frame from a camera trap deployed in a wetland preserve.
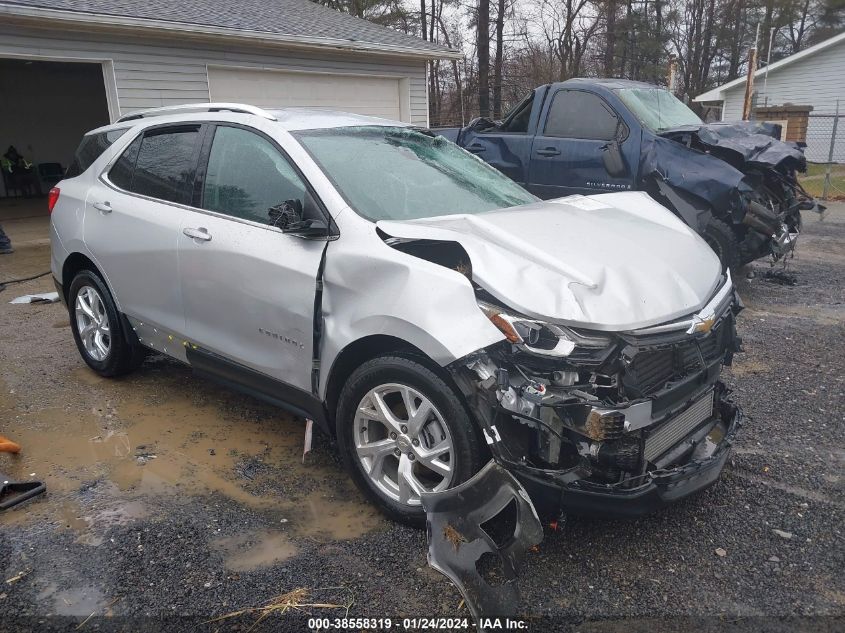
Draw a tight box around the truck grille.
[623,314,732,397]
[644,390,715,462]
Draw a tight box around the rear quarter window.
[66,128,130,177]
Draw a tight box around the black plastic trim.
[186,346,330,433]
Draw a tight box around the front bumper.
[512,398,742,519]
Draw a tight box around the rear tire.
[336,355,483,527]
[701,218,741,273]
[68,270,145,377]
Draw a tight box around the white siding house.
[0,0,457,195]
[694,32,845,162]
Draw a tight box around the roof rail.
[117,103,277,123]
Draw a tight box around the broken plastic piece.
[0,474,46,510]
[420,461,543,625]
[9,291,60,304]
[302,418,314,463]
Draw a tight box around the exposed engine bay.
[448,280,744,517]
[648,121,822,266]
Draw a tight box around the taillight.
[47,187,60,213]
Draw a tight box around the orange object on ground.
[0,435,21,453]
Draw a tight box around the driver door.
[527,89,638,199]
[178,123,327,392]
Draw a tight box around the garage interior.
[0,58,110,201]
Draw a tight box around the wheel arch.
[62,253,135,346]
[322,334,482,442]
[61,252,101,305]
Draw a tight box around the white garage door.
[208,67,404,120]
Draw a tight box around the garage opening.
[208,66,406,121]
[0,59,110,201]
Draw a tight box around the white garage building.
[0,0,457,195]
[694,31,845,162]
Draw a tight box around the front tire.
[336,355,483,527]
[68,270,145,377]
[701,218,741,272]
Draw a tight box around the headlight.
[477,301,611,358]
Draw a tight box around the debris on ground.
[9,291,59,304]
[772,529,794,539]
[207,587,352,628]
[762,269,798,286]
[4,571,29,585]
[0,434,21,453]
[715,548,727,557]
[422,461,543,624]
[0,474,46,511]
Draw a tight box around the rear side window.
[66,128,130,177]
[107,135,142,191]
[130,126,201,204]
[544,90,618,140]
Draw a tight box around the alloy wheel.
[353,383,455,507]
[75,285,111,361]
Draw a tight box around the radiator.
[644,390,715,462]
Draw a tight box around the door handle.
[92,201,112,213]
[465,143,487,153]
[183,227,212,242]
[536,147,561,157]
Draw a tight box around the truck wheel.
[336,355,483,527]
[68,270,145,377]
[702,219,740,272]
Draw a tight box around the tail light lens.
[47,187,61,213]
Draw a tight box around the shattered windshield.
[293,126,538,221]
[616,88,702,131]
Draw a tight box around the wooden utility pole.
[667,53,677,93]
[742,24,760,121]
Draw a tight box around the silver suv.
[51,104,743,526]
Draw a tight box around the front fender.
[317,220,504,399]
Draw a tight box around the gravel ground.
[0,200,843,632]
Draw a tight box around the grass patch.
[800,162,845,199]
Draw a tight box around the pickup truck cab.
[439,78,818,271]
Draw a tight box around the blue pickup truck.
[438,78,821,270]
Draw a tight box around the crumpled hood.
[660,121,807,172]
[377,192,722,331]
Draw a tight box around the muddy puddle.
[0,365,385,546]
[212,529,299,572]
[36,583,110,617]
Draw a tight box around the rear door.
[527,89,637,198]
[85,124,203,336]
[460,96,538,185]
[178,123,328,393]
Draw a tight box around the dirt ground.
[1,197,843,632]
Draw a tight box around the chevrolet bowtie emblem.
[687,312,716,335]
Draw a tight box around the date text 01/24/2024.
[307,617,529,630]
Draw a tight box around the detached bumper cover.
[515,400,742,519]
[421,461,543,622]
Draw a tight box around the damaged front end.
[653,122,823,265]
[449,276,744,520]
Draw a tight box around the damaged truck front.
[437,78,823,271]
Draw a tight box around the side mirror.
[269,199,330,238]
[602,140,628,178]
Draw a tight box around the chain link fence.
[801,109,844,201]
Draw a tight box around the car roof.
[559,77,661,91]
[84,106,409,137]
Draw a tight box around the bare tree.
[493,0,506,117]
[477,0,491,116]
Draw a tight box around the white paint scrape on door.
[208,67,403,120]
